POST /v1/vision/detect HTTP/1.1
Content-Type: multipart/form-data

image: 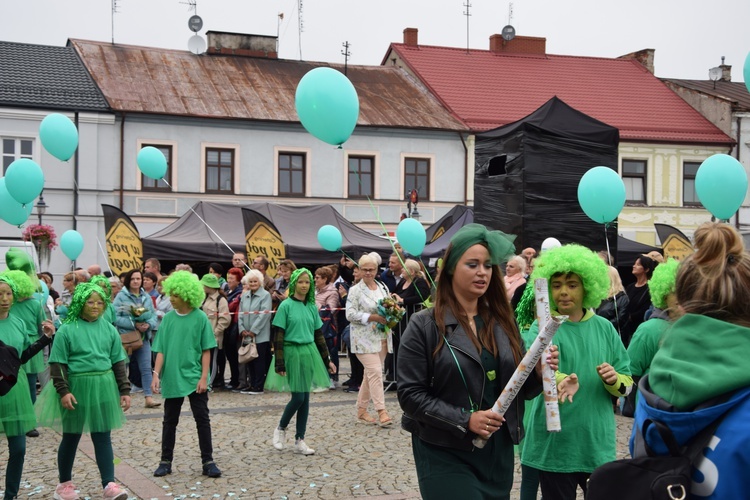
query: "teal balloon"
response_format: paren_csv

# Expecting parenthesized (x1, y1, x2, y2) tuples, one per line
(137, 146, 168, 180)
(695, 154, 748, 220)
(0, 178, 33, 226)
(5, 158, 44, 205)
(39, 113, 79, 161)
(317, 225, 343, 252)
(577, 166, 626, 224)
(34, 281, 49, 306)
(295, 67, 359, 146)
(396, 218, 426, 256)
(744, 51, 750, 95)
(60, 230, 84, 261)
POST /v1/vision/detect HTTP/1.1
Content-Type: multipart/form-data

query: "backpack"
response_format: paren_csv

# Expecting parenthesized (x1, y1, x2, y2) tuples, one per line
(587, 413, 727, 500)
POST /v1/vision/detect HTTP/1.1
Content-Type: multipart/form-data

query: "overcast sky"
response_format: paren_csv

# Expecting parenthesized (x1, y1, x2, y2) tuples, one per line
(2, 0, 748, 81)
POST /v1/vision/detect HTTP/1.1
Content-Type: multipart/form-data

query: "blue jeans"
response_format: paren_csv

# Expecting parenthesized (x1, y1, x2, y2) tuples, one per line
(130, 339, 153, 396)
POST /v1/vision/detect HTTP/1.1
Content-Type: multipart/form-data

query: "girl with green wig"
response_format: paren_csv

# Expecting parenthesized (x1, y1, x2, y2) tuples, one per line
(267, 268, 335, 456)
(35, 281, 131, 500)
(0, 273, 54, 500)
(520, 244, 632, 500)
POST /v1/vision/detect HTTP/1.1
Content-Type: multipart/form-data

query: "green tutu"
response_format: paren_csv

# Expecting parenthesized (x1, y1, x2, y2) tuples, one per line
(36, 370, 126, 433)
(264, 342, 331, 393)
(0, 367, 36, 436)
(24, 349, 45, 374)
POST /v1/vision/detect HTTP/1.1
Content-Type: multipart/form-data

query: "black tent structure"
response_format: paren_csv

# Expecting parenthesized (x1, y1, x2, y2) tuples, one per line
(422, 207, 475, 259)
(473, 96, 620, 254)
(424, 205, 473, 243)
(142, 202, 393, 265)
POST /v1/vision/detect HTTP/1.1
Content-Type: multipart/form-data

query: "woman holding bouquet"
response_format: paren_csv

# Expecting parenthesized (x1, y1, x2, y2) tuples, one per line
(345, 254, 398, 427)
(113, 269, 160, 408)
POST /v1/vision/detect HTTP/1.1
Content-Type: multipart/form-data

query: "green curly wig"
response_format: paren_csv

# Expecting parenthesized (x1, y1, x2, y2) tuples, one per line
(531, 244, 610, 310)
(648, 258, 679, 309)
(65, 283, 109, 324)
(0, 274, 20, 302)
(289, 268, 315, 304)
(1, 270, 35, 299)
(162, 270, 205, 310)
(89, 275, 112, 300)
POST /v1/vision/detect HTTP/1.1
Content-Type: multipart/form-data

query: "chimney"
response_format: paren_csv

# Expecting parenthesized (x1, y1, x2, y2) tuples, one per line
(403, 28, 418, 47)
(618, 49, 655, 74)
(720, 56, 732, 81)
(206, 31, 278, 59)
(489, 35, 546, 55)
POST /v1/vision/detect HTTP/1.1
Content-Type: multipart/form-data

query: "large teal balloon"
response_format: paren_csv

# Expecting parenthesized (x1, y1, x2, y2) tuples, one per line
(396, 218, 426, 256)
(39, 113, 79, 161)
(577, 166, 626, 224)
(744, 51, 750, 95)
(695, 154, 748, 220)
(5, 158, 44, 205)
(317, 225, 343, 252)
(60, 230, 84, 261)
(0, 178, 33, 226)
(295, 67, 359, 146)
(137, 146, 168, 180)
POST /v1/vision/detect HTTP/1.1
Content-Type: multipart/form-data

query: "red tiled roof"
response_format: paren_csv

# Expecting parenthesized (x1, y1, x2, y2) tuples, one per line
(387, 43, 733, 145)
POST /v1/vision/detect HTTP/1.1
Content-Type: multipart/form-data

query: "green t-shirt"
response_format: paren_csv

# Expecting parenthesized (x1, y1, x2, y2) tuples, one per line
(0, 314, 30, 356)
(627, 317, 670, 377)
(49, 318, 127, 373)
(521, 313, 631, 473)
(152, 309, 217, 399)
(9, 298, 45, 372)
(272, 297, 322, 344)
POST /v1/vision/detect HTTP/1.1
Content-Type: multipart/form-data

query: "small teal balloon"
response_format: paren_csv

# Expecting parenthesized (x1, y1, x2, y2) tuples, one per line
(577, 166, 626, 224)
(5, 158, 45, 205)
(39, 113, 79, 161)
(295, 67, 360, 146)
(0, 178, 33, 226)
(695, 154, 748, 220)
(60, 230, 85, 261)
(744, 51, 750, 95)
(317, 225, 343, 252)
(137, 146, 168, 180)
(396, 218, 426, 256)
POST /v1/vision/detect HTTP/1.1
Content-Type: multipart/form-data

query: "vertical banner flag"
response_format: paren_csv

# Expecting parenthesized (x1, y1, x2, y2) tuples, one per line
(241, 208, 286, 278)
(101, 204, 143, 275)
(654, 223, 694, 261)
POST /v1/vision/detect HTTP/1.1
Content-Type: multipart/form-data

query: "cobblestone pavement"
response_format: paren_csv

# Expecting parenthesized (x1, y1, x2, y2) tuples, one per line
(2, 358, 634, 499)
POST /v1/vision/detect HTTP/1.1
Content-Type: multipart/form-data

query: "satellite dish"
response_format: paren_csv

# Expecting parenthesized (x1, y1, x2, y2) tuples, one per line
(188, 34, 206, 55)
(501, 25, 516, 41)
(188, 14, 203, 33)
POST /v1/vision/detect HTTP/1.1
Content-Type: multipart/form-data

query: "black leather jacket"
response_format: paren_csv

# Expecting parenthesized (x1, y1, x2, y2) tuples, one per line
(397, 308, 542, 451)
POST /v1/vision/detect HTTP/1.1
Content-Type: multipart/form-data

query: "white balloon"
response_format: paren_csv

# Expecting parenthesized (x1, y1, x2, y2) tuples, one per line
(541, 237, 562, 252)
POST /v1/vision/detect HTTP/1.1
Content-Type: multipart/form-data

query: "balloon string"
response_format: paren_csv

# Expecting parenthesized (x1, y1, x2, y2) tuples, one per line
(602, 223, 622, 337)
(96, 237, 115, 277)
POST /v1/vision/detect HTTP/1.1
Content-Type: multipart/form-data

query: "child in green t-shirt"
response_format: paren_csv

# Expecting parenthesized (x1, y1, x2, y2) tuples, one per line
(519, 244, 632, 500)
(151, 271, 220, 478)
(36, 282, 130, 500)
(266, 268, 336, 456)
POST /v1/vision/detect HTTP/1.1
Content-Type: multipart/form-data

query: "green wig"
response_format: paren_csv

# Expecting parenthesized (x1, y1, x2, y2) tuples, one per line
(162, 270, 205, 310)
(289, 268, 315, 304)
(531, 244, 610, 310)
(648, 258, 679, 309)
(1, 270, 35, 299)
(65, 282, 109, 324)
(89, 275, 112, 300)
(0, 274, 20, 301)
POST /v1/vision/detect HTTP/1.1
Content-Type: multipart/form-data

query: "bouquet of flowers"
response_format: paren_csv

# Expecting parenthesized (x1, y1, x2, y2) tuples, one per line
(376, 296, 405, 332)
(130, 305, 148, 318)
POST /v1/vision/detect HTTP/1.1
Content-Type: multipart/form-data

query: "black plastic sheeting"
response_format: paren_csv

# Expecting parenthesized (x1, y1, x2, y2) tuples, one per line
(473, 96, 620, 254)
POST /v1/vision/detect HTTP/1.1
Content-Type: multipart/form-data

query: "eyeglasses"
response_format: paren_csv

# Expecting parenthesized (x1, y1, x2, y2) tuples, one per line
(360, 268, 376, 274)
(85, 301, 105, 307)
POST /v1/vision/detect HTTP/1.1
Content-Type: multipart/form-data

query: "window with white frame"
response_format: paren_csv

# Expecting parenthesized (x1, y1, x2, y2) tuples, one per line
(682, 161, 701, 206)
(141, 144, 173, 191)
(205, 147, 235, 194)
(404, 157, 430, 200)
(2, 138, 33, 174)
(278, 151, 306, 197)
(348, 155, 374, 199)
(622, 159, 647, 204)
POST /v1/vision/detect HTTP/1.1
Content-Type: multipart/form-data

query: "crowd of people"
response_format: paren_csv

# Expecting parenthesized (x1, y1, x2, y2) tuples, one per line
(1, 219, 748, 500)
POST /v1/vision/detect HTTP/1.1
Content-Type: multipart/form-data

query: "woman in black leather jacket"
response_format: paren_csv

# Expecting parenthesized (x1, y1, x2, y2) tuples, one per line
(397, 224, 555, 500)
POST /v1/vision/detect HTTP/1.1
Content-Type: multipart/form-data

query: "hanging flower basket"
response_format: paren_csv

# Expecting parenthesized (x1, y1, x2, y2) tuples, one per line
(22, 223, 57, 270)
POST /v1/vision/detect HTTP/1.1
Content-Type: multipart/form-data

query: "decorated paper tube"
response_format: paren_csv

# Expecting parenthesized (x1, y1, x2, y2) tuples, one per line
(534, 278, 562, 432)
(472, 310, 567, 449)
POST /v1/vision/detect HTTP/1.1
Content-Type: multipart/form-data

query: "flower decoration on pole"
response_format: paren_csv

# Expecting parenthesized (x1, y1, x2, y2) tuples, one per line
(21, 223, 57, 270)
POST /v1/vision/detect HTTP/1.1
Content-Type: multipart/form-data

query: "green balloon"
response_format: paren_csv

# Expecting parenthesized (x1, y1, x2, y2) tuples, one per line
(0, 178, 33, 226)
(295, 67, 359, 146)
(577, 167, 626, 224)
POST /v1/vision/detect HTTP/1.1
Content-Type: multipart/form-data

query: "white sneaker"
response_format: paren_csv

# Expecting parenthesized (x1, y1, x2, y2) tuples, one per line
(54, 481, 80, 500)
(294, 439, 315, 455)
(273, 426, 286, 450)
(102, 482, 128, 500)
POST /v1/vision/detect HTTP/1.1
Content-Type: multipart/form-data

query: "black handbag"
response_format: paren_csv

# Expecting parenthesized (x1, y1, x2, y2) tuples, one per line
(0, 340, 21, 396)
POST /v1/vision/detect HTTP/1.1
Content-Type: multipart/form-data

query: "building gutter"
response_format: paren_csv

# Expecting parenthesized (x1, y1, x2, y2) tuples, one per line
(73, 112, 79, 230)
(458, 132, 469, 205)
(736, 115, 743, 230)
(119, 112, 126, 209)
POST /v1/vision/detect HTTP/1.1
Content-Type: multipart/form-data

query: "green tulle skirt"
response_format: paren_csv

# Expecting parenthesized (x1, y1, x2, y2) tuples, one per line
(36, 370, 126, 433)
(264, 342, 331, 393)
(24, 349, 45, 374)
(0, 367, 36, 436)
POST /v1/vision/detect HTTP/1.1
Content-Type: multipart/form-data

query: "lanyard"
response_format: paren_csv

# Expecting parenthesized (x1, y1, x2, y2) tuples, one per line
(443, 334, 478, 413)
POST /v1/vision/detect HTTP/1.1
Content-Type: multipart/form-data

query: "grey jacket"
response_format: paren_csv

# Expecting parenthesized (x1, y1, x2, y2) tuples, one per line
(238, 287, 273, 344)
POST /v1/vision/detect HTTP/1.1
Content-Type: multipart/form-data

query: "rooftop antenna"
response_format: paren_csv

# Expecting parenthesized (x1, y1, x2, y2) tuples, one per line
(111, 0, 120, 44)
(298, 0, 304, 60)
(463, 1, 472, 54)
(342, 41, 351, 75)
(179, 0, 197, 14)
(709, 56, 724, 89)
(182, 0, 205, 55)
(502, 2, 516, 42)
(277, 12, 284, 54)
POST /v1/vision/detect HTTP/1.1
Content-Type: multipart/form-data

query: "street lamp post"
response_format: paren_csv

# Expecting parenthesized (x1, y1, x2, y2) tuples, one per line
(35, 192, 47, 225)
